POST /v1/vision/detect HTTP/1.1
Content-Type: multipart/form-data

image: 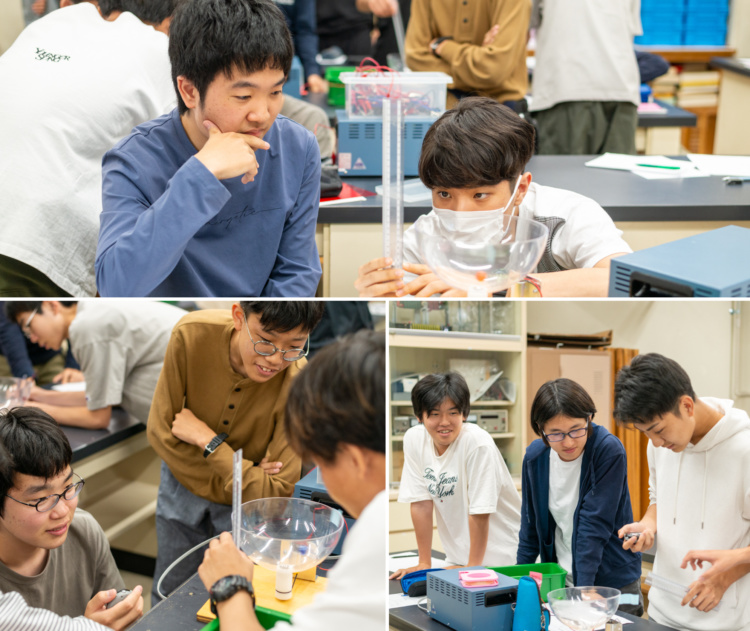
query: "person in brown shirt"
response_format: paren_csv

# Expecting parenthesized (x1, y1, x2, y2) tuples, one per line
(405, 0, 530, 107)
(147, 301, 324, 603)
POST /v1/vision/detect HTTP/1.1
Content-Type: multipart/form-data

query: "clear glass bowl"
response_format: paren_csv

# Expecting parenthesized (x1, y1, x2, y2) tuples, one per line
(0, 377, 32, 410)
(547, 587, 621, 631)
(239, 497, 344, 574)
(415, 215, 549, 297)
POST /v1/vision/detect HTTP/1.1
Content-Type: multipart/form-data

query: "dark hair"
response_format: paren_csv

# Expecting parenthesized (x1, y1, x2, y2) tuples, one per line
(418, 97, 535, 190)
(411, 372, 471, 420)
(168, 0, 293, 114)
(530, 378, 596, 443)
(0, 408, 73, 517)
(240, 301, 324, 333)
(4, 301, 77, 324)
(614, 353, 696, 426)
(284, 330, 384, 462)
(98, 0, 181, 22)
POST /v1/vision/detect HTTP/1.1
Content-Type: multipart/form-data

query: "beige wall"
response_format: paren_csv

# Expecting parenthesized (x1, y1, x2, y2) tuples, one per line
(527, 300, 736, 402)
(0, 0, 24, 55)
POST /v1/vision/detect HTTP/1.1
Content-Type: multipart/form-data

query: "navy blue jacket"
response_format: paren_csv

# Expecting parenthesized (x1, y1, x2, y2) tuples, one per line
(517, 423, 641, 588)
(276, 0, 322, 79)
(0, 303, 78, 378)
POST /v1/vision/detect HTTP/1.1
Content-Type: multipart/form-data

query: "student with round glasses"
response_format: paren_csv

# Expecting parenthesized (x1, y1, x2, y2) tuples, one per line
(146, 301, 324, 604)
(517, 378, 643, 616)
(0, 407, 144, 629)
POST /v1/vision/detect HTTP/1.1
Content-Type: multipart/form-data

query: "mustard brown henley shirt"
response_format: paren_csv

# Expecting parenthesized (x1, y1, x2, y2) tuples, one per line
(147, 310, 303, 506)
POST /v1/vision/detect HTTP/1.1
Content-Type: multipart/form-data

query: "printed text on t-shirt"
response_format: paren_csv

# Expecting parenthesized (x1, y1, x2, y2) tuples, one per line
(424, 468, 457, 498)
(35, 48, 71, 62)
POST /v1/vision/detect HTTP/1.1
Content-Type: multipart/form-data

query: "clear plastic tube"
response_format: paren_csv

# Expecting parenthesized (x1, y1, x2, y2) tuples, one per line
(392, 6, 407, 71)
(645, 572, 721, 612)
(382, 96, 404, 270)
(232, 448, 243, 547)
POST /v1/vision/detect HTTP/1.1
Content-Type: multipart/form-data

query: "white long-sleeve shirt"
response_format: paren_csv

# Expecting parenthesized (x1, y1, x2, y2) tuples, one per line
(0, 591, 107, 631)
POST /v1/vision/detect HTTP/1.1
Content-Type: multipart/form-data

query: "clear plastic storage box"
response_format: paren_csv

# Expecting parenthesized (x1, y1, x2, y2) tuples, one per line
(338, 71, 452, 118)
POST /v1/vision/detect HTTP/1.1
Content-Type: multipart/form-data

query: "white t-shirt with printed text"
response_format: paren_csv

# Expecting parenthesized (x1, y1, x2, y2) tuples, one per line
(399, 423, 521, 566)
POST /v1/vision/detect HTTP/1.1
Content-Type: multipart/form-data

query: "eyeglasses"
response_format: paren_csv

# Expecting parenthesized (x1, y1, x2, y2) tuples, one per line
(244, 316, 309, 361)
(5, 473, 85, 512)
(544, 418, 590, 443)
(21, 308, 38, 340)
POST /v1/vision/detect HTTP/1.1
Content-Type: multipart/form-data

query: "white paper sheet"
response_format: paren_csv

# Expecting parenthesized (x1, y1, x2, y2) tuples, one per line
(687, 153, 750, 177)
(388, 554, 450, 573)
(547, 612, 632, 631)
(585, 153, 703, 179)
(388, 593, 425, 609)
(51, 381, 86, 392)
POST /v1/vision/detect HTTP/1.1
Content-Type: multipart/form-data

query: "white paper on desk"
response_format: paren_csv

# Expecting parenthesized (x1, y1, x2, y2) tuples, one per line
(388, 554, 450, 573)
(548, 612, 632, 631)
(586, 153, 705, 179)
(634, 168, 710, 180)
(319, 196, 367, 207)
(687, 153, 750, 177)
(389, 593, 425, 610)
(51, 382, 86, 392)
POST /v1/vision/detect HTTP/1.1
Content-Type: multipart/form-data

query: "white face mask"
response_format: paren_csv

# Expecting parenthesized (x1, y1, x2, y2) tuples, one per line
(432, 175, 523, 235)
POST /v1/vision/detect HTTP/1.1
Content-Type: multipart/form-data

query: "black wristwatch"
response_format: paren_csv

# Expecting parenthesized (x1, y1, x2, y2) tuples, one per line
(430, 36, 452, 58)
(203, 432, 228, 458)
(210, 575, 255, 614)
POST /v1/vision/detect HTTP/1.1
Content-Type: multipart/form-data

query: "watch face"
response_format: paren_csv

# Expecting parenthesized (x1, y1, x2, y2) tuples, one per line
(212, 575, 251, 601)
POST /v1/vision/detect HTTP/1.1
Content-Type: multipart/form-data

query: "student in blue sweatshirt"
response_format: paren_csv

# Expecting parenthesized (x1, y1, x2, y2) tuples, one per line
(517, 378, 643, 615)
(96, 0, 321, 297)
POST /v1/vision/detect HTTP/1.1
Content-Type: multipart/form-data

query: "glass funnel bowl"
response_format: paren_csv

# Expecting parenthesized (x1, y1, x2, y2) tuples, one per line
(415, 215, 549, 297)
(547, 587, 621, 631)
(0, 377, 32, 410)
(239, 497, 344, 599)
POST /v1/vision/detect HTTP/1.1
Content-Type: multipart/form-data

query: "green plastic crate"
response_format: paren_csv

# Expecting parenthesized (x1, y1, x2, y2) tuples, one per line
(200, 605, 292, 630)
(325, 66, 356, 107)
(487, 563, 567, 602)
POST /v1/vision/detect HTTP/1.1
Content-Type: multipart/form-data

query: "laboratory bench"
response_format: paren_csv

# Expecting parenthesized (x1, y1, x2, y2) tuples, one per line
(711, 57, 750, 155)
(317, 156, 750, 296)
(69, 408, 160, 574)
(388, 553, 676, 631)
(130, 562, 338, 631)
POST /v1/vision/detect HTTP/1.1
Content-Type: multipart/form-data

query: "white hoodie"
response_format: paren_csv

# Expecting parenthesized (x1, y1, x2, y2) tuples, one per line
(648, 398, 750, 631)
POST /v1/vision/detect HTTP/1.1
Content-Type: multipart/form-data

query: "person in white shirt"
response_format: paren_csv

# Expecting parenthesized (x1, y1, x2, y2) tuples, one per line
(355, 98, 631, 299)
(390, 371, 521, 580)
(530, 0, 641, 155)
(197, 330, 386, 631)
(614, 353, 750, 631)
(0, 0, 177, 297)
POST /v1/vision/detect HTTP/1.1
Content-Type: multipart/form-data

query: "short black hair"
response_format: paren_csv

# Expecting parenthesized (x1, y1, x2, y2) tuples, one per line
(4, 301, 77, 324)
(411, 372, 471, 420)
(419, 97, 535, 190)
(284, 330, 385, 462)
(0, 408, 73, 517)
(240, 301, 324, 333)
(168, 0, 293, 114)
(614, 353, 697, 426)
(530, 378, 596, 443)
(98, 0, 181, 22)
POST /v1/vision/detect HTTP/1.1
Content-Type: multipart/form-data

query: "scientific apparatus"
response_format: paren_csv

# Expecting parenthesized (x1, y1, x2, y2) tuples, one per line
(547, 587, 621, 631)
(0, 377, 32, 409)
(336, 111, 435, 177)
(232, 449, 242, 546)
(608, 225, 750, 297)
(426, 567, 518, 631)
(239, 497, 343, 601)
(415, 215, 549, 297)
(293, 467, 355, 555)
(382, 96, 404, 270)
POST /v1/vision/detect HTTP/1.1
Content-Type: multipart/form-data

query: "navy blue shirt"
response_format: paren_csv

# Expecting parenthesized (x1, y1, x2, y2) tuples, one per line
(518, 423, 642, 588)
(275, 0, 322, 79)
(0, 303, 79, 377)
(97, 109, 321, 297)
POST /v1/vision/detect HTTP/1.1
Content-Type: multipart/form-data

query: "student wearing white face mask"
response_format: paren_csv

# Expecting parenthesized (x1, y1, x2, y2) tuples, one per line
(355, 97, 632, 298)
